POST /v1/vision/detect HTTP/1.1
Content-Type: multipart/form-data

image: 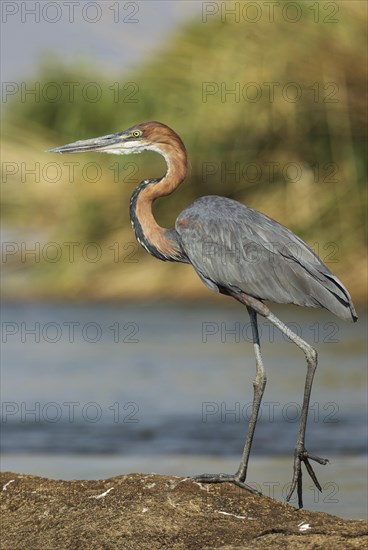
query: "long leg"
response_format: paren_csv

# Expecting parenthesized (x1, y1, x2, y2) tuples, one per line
(236, 307, 266, 481)
(266, 311, 328, 508)
(192, 307, 265, 494)
(232, 293, 328, 508)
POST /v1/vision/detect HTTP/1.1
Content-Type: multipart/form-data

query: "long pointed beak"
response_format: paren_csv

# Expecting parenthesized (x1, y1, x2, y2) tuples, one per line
(47, 132, 128, 154)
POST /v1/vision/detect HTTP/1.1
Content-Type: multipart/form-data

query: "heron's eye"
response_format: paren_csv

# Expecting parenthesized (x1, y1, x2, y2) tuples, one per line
(132, 130, 141, 138)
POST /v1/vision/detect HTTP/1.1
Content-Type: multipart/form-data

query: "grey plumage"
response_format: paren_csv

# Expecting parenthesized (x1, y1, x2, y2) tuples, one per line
(175, 195, 357, 322)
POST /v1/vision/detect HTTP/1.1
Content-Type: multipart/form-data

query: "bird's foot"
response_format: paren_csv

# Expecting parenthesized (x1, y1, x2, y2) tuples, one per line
(287, 446, 329, 508)
(191, 473, 261, 495)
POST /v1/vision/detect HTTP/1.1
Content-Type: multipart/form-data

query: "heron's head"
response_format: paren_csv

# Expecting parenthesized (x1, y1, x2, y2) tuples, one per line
(48, 121, 186, 158)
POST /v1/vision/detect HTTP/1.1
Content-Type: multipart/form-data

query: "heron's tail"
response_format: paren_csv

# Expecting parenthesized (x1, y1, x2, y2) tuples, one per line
(321, 273, 357, 322)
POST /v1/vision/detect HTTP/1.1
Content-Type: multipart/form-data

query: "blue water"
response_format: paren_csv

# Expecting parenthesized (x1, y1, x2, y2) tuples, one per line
(1, 301, 367, 519)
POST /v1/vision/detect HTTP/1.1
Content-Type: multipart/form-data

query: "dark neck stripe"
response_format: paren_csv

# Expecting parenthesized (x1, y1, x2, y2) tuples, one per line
(129, 179, 174, 262)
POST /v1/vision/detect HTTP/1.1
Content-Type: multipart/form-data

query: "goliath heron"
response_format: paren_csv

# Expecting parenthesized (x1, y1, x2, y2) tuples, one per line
(49, 121, 357, 508)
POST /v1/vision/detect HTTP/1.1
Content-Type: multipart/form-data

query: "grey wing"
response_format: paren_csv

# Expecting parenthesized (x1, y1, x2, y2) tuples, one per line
(175, 196, 357, 322)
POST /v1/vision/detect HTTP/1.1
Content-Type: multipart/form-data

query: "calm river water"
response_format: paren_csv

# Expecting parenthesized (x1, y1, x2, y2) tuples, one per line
(1, 301, 366, 519)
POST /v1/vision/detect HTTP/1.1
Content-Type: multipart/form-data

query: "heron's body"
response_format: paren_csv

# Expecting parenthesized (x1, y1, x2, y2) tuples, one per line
(131, 191, 356, 322)
(49, 121, 357, 508)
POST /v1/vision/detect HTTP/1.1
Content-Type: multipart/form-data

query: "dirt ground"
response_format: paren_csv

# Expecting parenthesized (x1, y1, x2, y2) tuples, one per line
(1, 472, 367, 549)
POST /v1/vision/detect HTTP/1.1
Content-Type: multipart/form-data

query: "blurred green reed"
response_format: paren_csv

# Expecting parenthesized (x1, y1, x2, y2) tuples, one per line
(2, 2, 367, 301)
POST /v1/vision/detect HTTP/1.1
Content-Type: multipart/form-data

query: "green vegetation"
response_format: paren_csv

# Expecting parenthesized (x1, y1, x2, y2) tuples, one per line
(2, 2, 367, 302)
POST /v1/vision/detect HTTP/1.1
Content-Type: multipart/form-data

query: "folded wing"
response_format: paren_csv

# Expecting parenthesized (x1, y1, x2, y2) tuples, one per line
(175, 196, 357, 322)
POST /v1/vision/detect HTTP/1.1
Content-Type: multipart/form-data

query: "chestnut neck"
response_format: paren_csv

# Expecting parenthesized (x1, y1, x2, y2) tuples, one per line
(129, 142, 188, 262)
